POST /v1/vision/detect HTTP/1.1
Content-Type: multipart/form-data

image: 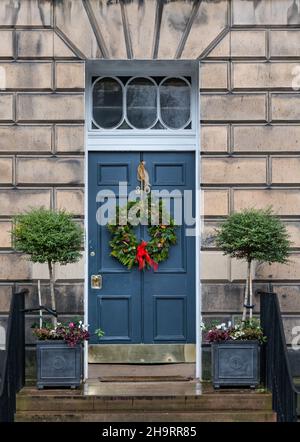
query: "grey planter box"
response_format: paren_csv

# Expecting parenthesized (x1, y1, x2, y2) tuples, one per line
(212, 340, 260, 389)
(36, 340, 82, 389)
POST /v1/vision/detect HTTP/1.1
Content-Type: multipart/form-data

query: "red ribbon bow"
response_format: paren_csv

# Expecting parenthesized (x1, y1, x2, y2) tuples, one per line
(135, 241, 158, 271)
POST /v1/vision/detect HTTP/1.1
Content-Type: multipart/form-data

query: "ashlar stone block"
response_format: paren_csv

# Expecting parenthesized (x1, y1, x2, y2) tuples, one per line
(255, 254, 300, 281)
(233, 63, 299, 90)
(273, 285, 300, 313)
(0, 221, 12, 248)
(270, 31, 300, 57)
(0, 62, 52, 90)
(271, 158, 300, 184)
(0, 0, 52, 27)
(17, 30, 53, 58)
(284, 222, 300, 248)
(233, 125, 300, 153)
(201, 252, 230, 281)
(0, 31, 14, 58)
(17, 157, 84, 185)
(271, 94, 300, 121)
(0, 158, 13, 184)
(55, 125, 84, 153)
(55, 189, 84, 215)
(233, 0, 300, 26)
(202, 190, 229, 216)
(282, 316, 300, 345)
(200, 62, 228, 90)
(0, 254, 31, 281)
(0, 285, 13, 312)
(17, 94, 84, 122)
(201, 94, 266, 122)
(234, 189, 300, 216)
(55, 62, 85, 89)
(201, 221, 219, 249)
(0, 125, 52, 153)
(202, 158, 266, 185)
(231, 30, 266, 58)
(0, 94, 14, 121)
(55, 258, 84, 281)
(201, 125, 228, 153)
(0, 189, 51, 216)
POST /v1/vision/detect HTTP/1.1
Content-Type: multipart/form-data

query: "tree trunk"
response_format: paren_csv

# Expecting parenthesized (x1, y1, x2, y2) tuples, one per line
(242, 260, 252, 322)
(249, 260, 253, 320)
(242, 273, 249, 322)
(38, 279, 42, 328)
(48, 261, 57, 327)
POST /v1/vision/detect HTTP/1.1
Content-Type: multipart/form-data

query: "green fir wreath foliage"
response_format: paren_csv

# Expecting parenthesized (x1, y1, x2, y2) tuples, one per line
(107, 196, 177, 270)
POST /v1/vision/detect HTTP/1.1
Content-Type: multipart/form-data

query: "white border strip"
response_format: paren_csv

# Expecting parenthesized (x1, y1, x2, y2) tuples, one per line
(84, 60, 201, 380)
(84, 95, 89, 381)
(195, 62, 202, 380)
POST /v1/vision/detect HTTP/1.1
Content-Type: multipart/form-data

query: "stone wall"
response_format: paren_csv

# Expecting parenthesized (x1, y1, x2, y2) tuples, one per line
(0, 0, 300, 374)
(0, 2, 85, 368)
(200, 0, 300, 343)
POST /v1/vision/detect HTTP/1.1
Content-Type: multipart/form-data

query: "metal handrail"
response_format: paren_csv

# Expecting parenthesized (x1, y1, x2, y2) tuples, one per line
(0, 289, 28, 422)
(259, 290, 299, 422)
(22, 306, 57, 317)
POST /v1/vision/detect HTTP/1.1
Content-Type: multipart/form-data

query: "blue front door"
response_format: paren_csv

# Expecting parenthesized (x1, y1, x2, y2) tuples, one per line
(88, 152, 195, 344)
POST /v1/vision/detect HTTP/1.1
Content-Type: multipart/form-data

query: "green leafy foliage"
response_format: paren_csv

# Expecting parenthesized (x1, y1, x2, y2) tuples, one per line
(107, 196, 177, 270)
(232, 319, 267, 344)
(95, 328, 105, 338)
(32, 319, 90, 347)
(215, 208, 290, 264)
(108, 224, 138, 269)
(205, 318, 266, 344)
(11, 207, 83, 265)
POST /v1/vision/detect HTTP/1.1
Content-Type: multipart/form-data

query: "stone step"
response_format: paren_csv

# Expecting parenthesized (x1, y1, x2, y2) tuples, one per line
(88, 363, 195, 379)
(17, 392, 273, 413)
(16, 382, 275, 422)
(98, 376, 191, 382)
(88, 344, 195, 364)
(15, 410, 277, 423)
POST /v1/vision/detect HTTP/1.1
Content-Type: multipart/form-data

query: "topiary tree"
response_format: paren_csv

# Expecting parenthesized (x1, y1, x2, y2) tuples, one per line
(215, 208, 290, 321)
(11, 208, 83, 326)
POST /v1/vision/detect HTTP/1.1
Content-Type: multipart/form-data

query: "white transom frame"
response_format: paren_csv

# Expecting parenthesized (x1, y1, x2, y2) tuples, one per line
(86, 60, 199, 150)
(84, 59, 202, 380)
(91, 74, 192, 132)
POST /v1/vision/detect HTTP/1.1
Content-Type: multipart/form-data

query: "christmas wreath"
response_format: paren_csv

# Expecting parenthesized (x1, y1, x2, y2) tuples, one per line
(107, 196, 177, 270)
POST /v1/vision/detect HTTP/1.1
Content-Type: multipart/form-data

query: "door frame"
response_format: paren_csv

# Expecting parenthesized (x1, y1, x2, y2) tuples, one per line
(84, 60, 202, 379)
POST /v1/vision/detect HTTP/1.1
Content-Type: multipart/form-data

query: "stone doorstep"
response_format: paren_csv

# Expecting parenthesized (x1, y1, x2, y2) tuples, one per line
(15, 410, 277, 423)
(98, 376, 191, 382)
(88, 363, 196, 379)
(88, 344, 196, 364)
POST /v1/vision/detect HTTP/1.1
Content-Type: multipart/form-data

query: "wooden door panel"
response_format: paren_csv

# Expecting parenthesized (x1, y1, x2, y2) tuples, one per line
(88, 152, 141, 343)
(143, 152, 195, 343)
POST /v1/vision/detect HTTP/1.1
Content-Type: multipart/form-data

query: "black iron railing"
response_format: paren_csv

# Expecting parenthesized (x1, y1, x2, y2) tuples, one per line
(0, 289, 28, 422)
(260, 290, 299, 422)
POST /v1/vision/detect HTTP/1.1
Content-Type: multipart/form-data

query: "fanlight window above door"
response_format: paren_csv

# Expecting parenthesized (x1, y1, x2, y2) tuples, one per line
(91, 76, 192, 131)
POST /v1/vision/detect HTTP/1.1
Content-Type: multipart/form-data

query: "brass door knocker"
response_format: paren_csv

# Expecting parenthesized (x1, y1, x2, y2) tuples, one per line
(136, 160, 151, 194)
